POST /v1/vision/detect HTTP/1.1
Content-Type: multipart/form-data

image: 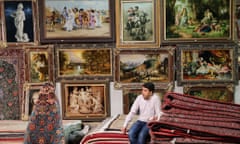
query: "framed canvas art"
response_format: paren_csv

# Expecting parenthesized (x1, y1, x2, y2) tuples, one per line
(114, 47, 175, 88)
(176, 44, 238, 86)
(61, 80, 110, 121)
(115, 0, 160, 48)
(38, 0, 115, 43)
(162, 0, 233, 44)
(1, 0, 38, 46)
(24, 45, 54, 83)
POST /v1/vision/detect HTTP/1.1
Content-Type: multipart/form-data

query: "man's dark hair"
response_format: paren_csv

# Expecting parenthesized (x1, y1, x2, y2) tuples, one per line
(142, 82, 155, 92)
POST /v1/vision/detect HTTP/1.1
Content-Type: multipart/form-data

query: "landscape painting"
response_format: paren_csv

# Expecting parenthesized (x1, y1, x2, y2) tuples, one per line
(164, 0, 232, 43)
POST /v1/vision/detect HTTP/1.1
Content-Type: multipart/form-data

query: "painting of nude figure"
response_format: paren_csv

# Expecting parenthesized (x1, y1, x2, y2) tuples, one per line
(163, 0, 233, 43)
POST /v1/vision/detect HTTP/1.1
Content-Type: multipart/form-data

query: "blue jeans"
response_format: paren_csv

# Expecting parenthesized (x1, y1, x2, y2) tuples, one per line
(128, 120, 150, 144)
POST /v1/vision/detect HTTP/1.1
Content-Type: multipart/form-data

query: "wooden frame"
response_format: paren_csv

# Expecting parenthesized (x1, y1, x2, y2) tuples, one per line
(116, 0, 160, 48)
(24, 45, 54, 83)
(176, 44, 238, 86)
(236, 4, 240, 40)
(162, 0, 233, 44)
(114, 47, 175, 88)
(1, 0, 38, 46)
(122, 83, 173, 114)
(0, 48, 25, 120)
(38, 0, 115, 43)
(183, 84, 234, 103)
(61, 80, 110, 121)
(55, 45, 112, 80)
(22, 83, 42, 120)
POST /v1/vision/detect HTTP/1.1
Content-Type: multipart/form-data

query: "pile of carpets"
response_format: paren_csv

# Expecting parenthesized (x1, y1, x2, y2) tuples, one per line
(148, 92, 240, 144)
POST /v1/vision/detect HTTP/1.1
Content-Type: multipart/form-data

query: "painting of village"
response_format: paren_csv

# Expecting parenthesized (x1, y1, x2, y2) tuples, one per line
(57, 49, 111, 77)
(43, 0, 111, 38)
(119, 53, 169, 83)
(165, 0, 231, 41)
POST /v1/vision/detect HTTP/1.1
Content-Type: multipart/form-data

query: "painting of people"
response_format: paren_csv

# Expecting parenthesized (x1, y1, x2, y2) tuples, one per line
(39, 0, 114, 42)
(164, 0, 232, 42)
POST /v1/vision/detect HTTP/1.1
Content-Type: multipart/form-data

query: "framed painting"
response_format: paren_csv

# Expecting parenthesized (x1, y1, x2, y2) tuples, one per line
(1, 0, 38, 46)
(176, 44, 238, 86)
(24, 45, 54, 83)
(115, 0, 160, 48)
(55, 46, 112, 80)
(0, 48, 25, 120)
(183, 84, 234, 103)
(162, 0, 233, 44)
(122, 83, 173, 114)
(61, 80, 110, 121)
(114, 47, 175, 88)
(22, 84, 42, 120)
(38, 0, 115, 43)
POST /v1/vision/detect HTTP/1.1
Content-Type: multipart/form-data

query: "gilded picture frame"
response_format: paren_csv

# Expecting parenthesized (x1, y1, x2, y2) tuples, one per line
(24, 45, 54, 84)
(116, 0, 160, 48)
(61, 80, 110, 121)
(162, 0, 233, 44)
(176, 44, 238, 86)
(1, 0, 38, 46)
(38, 0, 115, 43)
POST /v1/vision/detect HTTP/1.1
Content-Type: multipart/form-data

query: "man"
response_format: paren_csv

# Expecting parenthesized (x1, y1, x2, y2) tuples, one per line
(121, 82, 163, 144)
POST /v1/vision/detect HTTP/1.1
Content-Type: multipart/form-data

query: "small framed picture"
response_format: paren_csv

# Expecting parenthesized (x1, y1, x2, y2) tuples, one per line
(115, 0, 160, 48)
(24, 45, 54, 83)
(183, 84, 234, 103)
(1, 0, 38, 46)
(38, 0, 115, 43)
(114, 47, 175, 88)
(61, 80, 110, 121)
(55, 45, 112, 80)
(176, 44, 238, 86)
(22, 84, 42, 120)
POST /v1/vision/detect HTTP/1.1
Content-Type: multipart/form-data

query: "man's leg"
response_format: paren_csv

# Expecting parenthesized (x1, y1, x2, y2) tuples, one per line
(128, 120, 144, 144)
(137, 122, 150, 144)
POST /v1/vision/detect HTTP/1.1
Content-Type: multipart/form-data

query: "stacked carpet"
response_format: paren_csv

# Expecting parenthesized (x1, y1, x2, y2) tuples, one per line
(148, 92, 240, 144)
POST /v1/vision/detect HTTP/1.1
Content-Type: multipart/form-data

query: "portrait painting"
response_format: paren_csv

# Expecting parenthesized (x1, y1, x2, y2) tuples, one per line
(25, 45, 54, 83)
(116, 0, 160, 48)
(115, 48, 175, 88)
(2, 0, 38, 45)
(56, 47, 112, 79)
(183, 84, 234, 103)
(61, 80, 110, 121)
(39, 0, 114, 43)
(22, 84, 41, 120)
(163, 0, 232, 43)
(176, 44, 238, 85)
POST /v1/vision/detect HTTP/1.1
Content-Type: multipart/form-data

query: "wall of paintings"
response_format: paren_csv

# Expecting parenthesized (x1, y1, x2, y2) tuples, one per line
(0, 0, 239, 120)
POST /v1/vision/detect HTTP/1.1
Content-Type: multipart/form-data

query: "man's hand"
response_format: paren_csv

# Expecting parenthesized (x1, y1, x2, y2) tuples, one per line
(121, 127, 127, 134)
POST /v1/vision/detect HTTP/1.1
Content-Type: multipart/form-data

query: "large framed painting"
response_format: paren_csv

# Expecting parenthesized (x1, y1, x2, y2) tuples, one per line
(0, 48, 24, 120)
(114, 47, 175, 88)
(24, 45, 54, 84)
(22, 84, 42, 120)
(162, 0, 233, 44)
(115, 0, 160, 48)
(61, 80, 110, 121)
(1, 0, 38, 46)
(55, 45, 112, 80)
(38, 0, 115, 43)
(183, 84, 234, 103)
(122, 83, 173, 114)
(176, 44, 238, 86)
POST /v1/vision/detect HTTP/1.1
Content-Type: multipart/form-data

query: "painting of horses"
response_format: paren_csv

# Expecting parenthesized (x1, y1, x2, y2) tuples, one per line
(176, 44, 238, 86)
(183, 85, 234, 103)
(25, 45, 54, 83)
(163, 0, 233, 43)
(38, 0, 114, 43)
(116, 0, 160, 48)
(115, 48, 175, 87)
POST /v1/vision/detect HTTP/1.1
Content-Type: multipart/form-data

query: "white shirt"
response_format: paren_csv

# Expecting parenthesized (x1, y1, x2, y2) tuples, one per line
(123, 94, 162, 128)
